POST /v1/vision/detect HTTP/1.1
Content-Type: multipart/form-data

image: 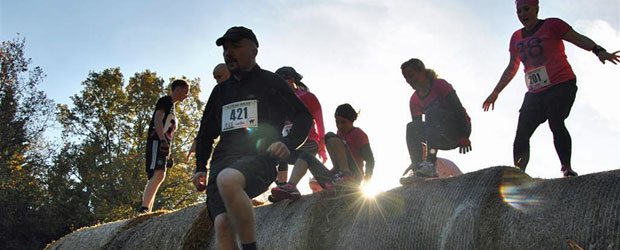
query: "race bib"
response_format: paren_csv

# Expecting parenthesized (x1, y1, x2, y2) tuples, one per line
(222, 100, 258, 132)
(525, 66, 550, 91)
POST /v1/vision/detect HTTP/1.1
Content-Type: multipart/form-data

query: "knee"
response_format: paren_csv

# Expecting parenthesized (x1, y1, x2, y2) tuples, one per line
(216, 169, 245, 196)
(214, 214, 234, 236)
(547, 118, 566, 132)
(151, 170, 166, 183)
(325, 133, 343, 147)
(325, 132, 338, 142)
(406, 121, 424, 140)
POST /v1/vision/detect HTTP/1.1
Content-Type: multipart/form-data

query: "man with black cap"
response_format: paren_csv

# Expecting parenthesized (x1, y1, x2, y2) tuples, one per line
(191, 26, 312, 250)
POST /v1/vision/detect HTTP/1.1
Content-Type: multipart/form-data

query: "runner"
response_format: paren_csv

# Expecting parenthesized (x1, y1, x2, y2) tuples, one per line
(213, 63, 230, 84)
(191, 26, 312, 250)
(482, 0, 619, 177)
(273, 66, 326, 185)
(139, 79, 190, 215)
(186, 63, 230, 162)
(399, 58, 472, 180)
(270, 103, 375, 202)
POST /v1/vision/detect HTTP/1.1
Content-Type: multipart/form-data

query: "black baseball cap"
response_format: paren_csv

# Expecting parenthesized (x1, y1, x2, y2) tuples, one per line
(275, 66, 303, 80)
(216, 26, 259, 47)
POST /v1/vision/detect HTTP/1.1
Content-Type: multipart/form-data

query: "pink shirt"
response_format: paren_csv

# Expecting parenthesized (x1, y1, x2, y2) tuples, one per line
(509, 18, 576, 93)
(410, 79, 470, 122)
(296, 90, 326, 154)
(337, 127, 369, 171)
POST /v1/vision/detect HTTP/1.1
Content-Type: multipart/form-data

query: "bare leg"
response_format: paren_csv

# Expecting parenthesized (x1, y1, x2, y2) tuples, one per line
(141, 169, 166, 211)
(214, 213, 239, 250)
(326, 136, 350, 172)
(288, 159, 309, 186)
(217, 168, 255, 245)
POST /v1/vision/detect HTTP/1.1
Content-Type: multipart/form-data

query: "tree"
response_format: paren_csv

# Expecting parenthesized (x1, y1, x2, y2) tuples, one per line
(0, 37, 56, 250)
(56, 69, 205, 222)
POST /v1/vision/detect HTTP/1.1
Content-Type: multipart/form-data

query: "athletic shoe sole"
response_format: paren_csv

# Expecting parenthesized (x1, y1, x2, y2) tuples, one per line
(270, 188, 289, 202)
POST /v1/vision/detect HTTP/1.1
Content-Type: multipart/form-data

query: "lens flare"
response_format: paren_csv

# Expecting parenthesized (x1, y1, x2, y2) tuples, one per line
(361, 181, 382, 198)
(500, 169, 541, 211)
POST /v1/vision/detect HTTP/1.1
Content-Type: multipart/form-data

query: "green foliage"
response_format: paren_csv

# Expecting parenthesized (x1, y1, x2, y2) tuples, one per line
(56, 69, 205, 223)
(0, 37, 56, 250)
(1, 36, 207, 249)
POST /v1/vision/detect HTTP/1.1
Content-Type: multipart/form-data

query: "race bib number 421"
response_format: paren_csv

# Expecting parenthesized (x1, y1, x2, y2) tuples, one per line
(222, 100, 258, 132)
(525, 66, 550, 91)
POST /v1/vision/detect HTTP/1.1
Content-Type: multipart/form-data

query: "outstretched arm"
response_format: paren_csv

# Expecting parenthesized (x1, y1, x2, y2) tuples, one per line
(483, 52, 520, 111)
(563, 28, 620, 65)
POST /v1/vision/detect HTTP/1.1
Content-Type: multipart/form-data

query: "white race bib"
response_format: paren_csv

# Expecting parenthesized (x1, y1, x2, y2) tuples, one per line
(221, 100, 258, 132)
(525, 66, 551, 91)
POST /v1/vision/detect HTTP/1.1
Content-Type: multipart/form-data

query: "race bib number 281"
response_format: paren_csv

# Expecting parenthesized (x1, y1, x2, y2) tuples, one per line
(222, 100, 258, 132)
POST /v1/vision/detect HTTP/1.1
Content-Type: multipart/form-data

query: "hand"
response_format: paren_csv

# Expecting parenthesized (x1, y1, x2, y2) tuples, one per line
(318, 150, 328, 164)
(364, 175, 372, 183)
(159, 140, 170, 155)
(267, 141, 290, 160)
(482, 91, 499, 112)
(192, 171, 207, 191)
(186, 140, 197, 163)
(276, 170, 288, 183)
(598, 50, 620, 65)
(458, 137, 472, 154)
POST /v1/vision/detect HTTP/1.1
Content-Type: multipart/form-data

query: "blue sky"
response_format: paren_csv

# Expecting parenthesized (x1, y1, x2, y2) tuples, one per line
(2, 0, 619, 193)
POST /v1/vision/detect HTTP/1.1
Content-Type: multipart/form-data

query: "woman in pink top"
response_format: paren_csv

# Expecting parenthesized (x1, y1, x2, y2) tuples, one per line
(270, 104, 375, 201)
(483, 0, 619, 177)
(271, 67, 326, 192)
(400, 59, 472, 180)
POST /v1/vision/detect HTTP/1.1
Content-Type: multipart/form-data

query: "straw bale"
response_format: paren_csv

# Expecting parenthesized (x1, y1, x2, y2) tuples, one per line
(46, 167, 620, 250)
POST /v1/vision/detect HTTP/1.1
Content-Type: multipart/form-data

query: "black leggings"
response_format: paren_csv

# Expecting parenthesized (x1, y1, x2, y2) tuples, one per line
(513, 80, 577, 170)
(406, 106, 470, 166)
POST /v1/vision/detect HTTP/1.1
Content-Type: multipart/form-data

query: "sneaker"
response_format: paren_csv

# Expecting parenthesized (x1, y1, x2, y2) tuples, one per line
(414, 161, 438, 178)
(270, 183, 301, 202)
(563, 169, 578, 177)
(399, 165, 417, 185)
(136, 206, 149, 216)
(323, 171, 357, 191)
(333, 171, 354, 182)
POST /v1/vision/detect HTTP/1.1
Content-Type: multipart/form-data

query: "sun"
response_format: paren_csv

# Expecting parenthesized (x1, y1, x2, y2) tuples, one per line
(361, 180, 382, 198)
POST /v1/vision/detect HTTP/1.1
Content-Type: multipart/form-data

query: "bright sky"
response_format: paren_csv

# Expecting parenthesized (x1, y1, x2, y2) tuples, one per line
(2, 0, 619, 195)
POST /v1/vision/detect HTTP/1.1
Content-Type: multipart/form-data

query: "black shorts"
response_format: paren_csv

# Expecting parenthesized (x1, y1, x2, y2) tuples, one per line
(206, 154, 278, 222)
(519, 79, 577, 123)
(145, 138, 172, 180)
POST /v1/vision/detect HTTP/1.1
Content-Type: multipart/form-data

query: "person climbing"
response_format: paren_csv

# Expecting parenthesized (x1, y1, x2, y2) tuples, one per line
(399, 58, 472, 181)
(273, 66, 326, 185)
(482, 0, 619, 177)
(191, 26, 312, 250)
(270, 103, 375, 202)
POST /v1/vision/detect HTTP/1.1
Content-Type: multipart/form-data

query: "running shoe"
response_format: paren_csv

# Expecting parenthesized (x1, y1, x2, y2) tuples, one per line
(324, 171, 357, 191)
(562, 169, 578, 177)
(136, 206, 149, 217)
(414, 161, 439, 178)
(270, 183, 301, 202)
(399, 164, 417, 185)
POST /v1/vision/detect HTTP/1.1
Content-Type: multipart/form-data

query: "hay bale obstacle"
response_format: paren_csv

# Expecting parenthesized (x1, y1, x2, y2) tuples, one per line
(46, 167, 620, 250)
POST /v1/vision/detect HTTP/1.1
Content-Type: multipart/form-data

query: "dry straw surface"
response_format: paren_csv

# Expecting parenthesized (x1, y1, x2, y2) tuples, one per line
(46, 167, 620, 250)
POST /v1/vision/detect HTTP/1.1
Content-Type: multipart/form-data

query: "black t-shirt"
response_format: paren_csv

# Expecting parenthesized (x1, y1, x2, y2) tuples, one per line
(195, 65, 312, 172)
(147, 96, 176, 141)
